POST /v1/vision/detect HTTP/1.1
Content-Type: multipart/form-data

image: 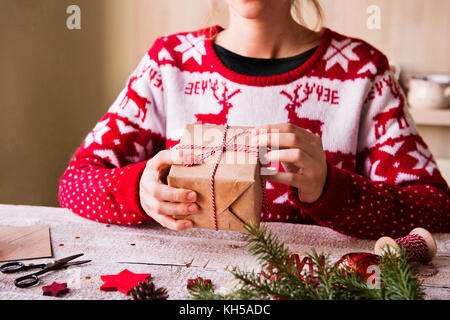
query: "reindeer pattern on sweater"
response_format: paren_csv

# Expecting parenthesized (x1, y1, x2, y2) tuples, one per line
(59, 26, 449, 239)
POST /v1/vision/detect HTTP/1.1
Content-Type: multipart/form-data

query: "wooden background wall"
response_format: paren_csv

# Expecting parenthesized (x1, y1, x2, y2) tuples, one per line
(0, 0, 448, 206)
(130, 0, 450, 76)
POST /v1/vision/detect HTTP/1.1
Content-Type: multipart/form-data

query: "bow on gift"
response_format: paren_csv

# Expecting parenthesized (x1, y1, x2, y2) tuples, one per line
(175, 125, 267, 231)
(177, 125, 259, 165)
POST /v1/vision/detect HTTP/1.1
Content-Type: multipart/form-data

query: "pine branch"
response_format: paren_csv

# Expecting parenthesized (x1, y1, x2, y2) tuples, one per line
(188, 280, 225, 300)
(378, 247, 425, 300)
(243, 223, 291, 267)
(242, 224, 311, 291)
(188, 224, 425, 300)
(331, 262, 382, 300)
(231, 267, 279, 299)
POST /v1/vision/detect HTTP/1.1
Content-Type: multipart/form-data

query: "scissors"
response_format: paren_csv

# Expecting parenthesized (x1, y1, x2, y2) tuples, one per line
(0, 253, 91, 288)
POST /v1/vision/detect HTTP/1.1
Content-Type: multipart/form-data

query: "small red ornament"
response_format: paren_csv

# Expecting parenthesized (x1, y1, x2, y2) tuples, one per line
(100, 269, 151, 295)
(42, 282, 69, 297)
(187, 277, 212, 290)
(334, 252, 380, 280)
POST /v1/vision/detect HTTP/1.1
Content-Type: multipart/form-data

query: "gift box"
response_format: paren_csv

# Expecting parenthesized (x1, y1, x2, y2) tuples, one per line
(167, 124, 264, 232)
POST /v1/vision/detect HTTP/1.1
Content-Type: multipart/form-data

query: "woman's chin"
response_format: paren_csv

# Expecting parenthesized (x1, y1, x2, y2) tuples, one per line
(227, 0, 287, 20)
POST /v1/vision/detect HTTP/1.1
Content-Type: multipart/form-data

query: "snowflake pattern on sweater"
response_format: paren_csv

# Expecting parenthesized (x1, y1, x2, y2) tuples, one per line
(59, 26, 449, 239)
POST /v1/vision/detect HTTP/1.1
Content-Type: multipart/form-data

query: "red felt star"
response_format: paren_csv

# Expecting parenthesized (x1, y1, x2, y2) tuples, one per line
(42, 282, 69, 297)
(100, 269, 151, 295)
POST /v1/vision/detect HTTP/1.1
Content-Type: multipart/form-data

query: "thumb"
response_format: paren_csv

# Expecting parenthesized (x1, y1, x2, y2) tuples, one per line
(148, 149, 194, 171)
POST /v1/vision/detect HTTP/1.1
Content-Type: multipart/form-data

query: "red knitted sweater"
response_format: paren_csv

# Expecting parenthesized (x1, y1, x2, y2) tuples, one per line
(59, 26, 450, 239)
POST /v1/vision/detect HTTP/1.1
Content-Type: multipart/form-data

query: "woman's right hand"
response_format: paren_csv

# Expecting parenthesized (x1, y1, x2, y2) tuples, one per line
(139, 149, 199, 231)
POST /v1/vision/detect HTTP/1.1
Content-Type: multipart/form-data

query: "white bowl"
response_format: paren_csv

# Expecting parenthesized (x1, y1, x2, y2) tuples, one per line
(408, 75, 450, 109)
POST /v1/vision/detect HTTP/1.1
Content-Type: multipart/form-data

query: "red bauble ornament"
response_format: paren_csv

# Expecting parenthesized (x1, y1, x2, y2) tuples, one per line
(334, 252, 380, 280)
(100, 269, 151, 295)
(42, 282, 69, 297)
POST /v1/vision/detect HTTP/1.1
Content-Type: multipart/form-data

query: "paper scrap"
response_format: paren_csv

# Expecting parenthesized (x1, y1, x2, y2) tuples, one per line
(0, 225, 53, 262)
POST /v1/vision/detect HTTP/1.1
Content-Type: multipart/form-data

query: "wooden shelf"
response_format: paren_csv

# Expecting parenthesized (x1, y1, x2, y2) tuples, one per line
(409, 108, 450, 127)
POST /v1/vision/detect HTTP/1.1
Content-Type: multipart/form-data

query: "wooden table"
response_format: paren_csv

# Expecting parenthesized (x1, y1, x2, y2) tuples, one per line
(0, 204, 449, 300)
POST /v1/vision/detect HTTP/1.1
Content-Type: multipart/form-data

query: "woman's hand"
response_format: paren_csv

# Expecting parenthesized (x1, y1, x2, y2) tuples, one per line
(139, 149, 199, 230)
(251, 123, 327, 203)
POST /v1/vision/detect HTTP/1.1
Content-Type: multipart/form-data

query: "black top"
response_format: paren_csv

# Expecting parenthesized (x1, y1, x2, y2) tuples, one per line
(213, 43, 318, 77)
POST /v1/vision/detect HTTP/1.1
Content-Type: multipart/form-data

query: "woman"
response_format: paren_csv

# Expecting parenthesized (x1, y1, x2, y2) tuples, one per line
(59, 0, 449, 239)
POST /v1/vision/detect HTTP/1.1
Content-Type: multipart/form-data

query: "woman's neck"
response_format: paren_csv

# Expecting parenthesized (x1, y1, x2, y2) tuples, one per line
(214, 9, 322, 59)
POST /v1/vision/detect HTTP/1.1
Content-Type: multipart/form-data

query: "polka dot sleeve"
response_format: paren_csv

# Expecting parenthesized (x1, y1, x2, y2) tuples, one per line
(59, 157, 150, 225)
(288, 162, 450, 239)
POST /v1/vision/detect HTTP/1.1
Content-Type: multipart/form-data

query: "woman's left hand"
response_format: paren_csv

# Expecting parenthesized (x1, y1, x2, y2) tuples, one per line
(251, 123, 328, 204)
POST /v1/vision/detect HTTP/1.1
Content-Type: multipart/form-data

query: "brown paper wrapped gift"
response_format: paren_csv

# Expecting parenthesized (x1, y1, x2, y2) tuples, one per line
(167, 124, 263, 232)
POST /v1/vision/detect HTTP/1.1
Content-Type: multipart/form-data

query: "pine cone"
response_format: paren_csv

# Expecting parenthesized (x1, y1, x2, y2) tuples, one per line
(129, 281, 169, 300)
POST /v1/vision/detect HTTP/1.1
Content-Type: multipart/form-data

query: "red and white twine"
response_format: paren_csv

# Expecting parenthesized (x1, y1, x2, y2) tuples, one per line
(176, 125, 267, 231)
(393, 233, 438, 278)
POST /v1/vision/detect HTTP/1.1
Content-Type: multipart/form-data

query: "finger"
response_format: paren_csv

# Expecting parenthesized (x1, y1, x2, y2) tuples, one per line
(150, 212, 194, 231)
(262, 171, 303, 187)
(251, 132, 304, 149)
(264, 149, 305, 165)
(253, 134, 317, 159)
(149, 183, 197, 203)
(147, 197, 199, 216)
(147, 149, 193, 172)
(253, 123, 318, 143)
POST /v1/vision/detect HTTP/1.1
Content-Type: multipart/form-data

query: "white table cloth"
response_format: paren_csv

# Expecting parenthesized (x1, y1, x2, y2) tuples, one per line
(1, 204, 449, 300)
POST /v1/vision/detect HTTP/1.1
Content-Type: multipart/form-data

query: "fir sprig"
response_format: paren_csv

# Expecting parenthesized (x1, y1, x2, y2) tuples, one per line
(243, 223, 291, 267)
(378, 247, 425, 300)
(188, 224, 425, 300)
